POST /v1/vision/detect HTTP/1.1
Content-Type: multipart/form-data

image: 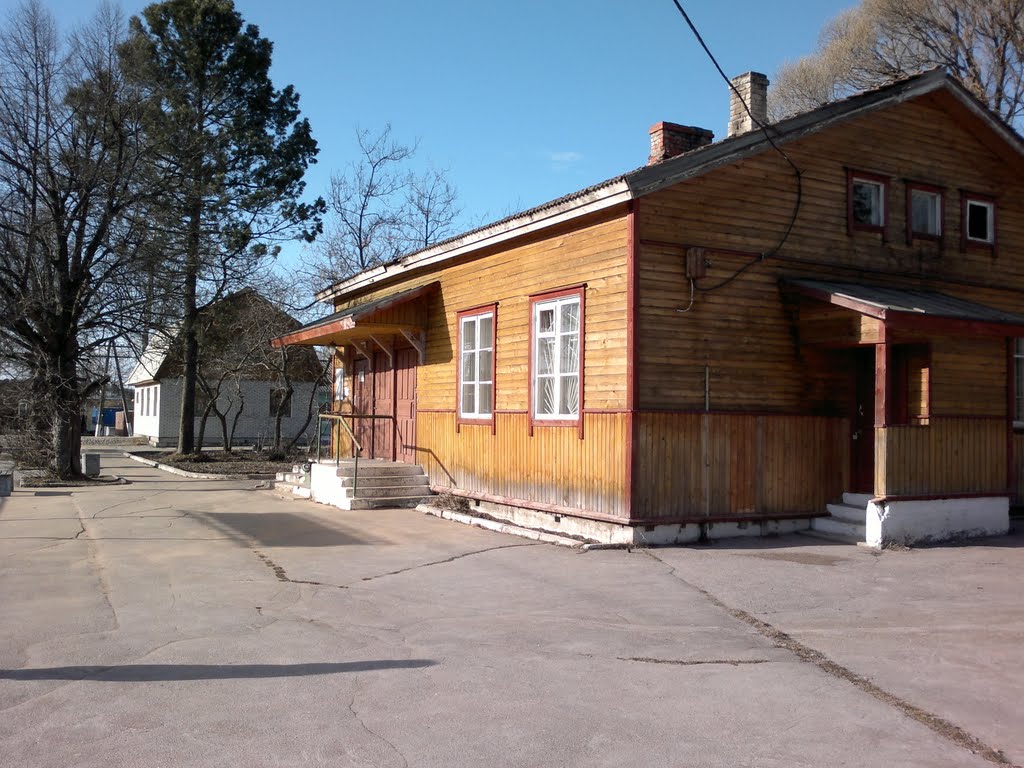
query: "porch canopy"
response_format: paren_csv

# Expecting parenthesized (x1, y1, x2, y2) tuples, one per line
(270, 282, 437, 358)
(783, 278, 1024, 344)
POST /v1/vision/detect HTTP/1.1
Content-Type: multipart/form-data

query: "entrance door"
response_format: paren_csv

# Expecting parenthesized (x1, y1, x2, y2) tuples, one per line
(395, 347, 418, 463)
(851, 347, 876, 493)
(352, 357, 373, 454)
(372, 349, 394, 460)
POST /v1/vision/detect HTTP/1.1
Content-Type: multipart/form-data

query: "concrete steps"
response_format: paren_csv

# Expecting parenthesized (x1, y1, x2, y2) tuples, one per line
(309, 459, 434, 510)
(274, 464, 312, 499)
(807, 495, 868, 543)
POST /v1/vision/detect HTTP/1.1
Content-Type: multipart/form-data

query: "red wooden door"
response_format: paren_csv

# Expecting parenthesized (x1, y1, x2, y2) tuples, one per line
(372, 350, 394, 460)
(851, 347, 876, 493)
(352, 357, 373, 455)
(395, 347, 418, 463)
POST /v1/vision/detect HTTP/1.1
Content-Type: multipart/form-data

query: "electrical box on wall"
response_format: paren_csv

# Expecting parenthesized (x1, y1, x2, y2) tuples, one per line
(686, 247, 707, 279)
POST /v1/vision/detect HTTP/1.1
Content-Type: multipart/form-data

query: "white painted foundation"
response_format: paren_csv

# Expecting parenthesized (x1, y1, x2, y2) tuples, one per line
(865, 496, 1009, 548)
(456, 497, 812, 546)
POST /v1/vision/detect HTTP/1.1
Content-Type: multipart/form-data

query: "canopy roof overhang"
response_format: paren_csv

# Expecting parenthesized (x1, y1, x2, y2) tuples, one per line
(271, 282, 437, 349)
(784, 278, 1024, 345)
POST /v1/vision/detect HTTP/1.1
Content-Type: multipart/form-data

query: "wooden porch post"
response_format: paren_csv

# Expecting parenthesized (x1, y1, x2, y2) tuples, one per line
(874, 337, 890, 497)
(874, 341, 890, 428)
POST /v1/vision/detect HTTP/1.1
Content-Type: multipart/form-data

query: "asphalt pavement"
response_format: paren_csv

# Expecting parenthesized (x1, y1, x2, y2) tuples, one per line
(0, 448, 1020, 767)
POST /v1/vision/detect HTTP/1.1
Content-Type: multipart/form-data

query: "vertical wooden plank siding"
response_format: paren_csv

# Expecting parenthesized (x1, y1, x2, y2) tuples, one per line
(875, 418, 1007, 496)
(632, 413, 849, 519)
(416, 411, 628, 518)
(1013, 434, 1024, 504)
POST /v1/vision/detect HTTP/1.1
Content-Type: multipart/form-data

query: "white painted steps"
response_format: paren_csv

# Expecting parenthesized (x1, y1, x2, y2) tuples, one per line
(274, 464, 312, 499)
(806, 492, 869, 543)
(309, 459, 434, 510)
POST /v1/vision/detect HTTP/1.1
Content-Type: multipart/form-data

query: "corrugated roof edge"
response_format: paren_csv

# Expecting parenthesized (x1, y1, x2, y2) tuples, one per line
(317, 69, 1024, 305)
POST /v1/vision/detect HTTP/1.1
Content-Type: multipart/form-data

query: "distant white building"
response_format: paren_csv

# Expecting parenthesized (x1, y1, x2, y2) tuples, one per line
(127, 291, 326, 448)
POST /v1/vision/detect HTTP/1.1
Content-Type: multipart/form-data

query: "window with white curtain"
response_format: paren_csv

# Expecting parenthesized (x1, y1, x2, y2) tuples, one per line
(533, 294, 580, 420)
(459, 310, 494, 419)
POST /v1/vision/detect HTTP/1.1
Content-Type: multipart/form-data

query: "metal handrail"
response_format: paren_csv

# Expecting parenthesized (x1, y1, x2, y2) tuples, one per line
(317, 412, 363, 497)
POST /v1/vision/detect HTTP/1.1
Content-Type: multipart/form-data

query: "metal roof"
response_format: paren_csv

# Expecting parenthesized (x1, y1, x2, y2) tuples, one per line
(297, 282, 437, 332)
(785, 279, 1024, 326)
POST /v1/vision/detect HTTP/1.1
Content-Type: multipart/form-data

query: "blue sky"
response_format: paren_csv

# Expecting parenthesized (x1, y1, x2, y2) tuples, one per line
(20, 0, 854, 272)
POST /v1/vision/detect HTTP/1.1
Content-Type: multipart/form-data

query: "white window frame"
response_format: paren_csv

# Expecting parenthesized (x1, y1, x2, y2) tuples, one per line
(849, 172, 888, 232)
(965, 198, 995, 244)
(532, 293, 581, 421)
(458, 309, 494, 421)
(909, 187, 942, 237)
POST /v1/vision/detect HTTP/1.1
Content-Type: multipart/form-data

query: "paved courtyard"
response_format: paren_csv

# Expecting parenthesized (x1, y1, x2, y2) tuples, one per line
(1, 449, 1021, 767)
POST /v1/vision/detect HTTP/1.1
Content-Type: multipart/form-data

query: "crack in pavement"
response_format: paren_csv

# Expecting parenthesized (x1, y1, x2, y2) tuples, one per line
(642, 549, 1018, 768)
(72, 498, 120, 633)
(619, 656, 771, 666)
(357, 543, 541, 583)
(252, 542, 540, 591)
(254, 550, 344, 589)
(348, 692, 409, 768)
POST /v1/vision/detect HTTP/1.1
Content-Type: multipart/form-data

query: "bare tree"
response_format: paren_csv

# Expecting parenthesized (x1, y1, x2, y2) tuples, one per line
(0, 1, 156, 477)
(311, 125, 461, 284)
(771, 0, 1024, 126)
(180, 287, 323, 454)
(404, 165, 461, 251)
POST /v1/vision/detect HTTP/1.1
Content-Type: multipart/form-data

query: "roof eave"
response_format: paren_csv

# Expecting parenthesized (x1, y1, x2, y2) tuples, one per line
(316, 181, 632, 304)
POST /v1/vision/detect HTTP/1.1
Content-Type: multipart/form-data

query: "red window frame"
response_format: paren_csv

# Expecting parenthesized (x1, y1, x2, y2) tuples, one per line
(847, 169, 890, 237)
(528, 285, 586, 438)
(905, 182, 944, 245)
(961, 190, 997, 254)
(456, 302, 497, 429)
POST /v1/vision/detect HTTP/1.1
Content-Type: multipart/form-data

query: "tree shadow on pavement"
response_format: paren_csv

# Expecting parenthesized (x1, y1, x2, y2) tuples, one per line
(192, 511, 380, 547)
(1, 659, 435, 681)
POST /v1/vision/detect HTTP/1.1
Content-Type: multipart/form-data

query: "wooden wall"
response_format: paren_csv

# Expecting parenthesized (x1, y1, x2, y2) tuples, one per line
(1013, 434, 1024, 504)
(632, 413, 848, 519)
(636, 95, 1024, 415)
(336, 210, 630, 413)
(334, 209, 632, 518)
(417, 411, 628, 519)
(876, 418, 1007, 497)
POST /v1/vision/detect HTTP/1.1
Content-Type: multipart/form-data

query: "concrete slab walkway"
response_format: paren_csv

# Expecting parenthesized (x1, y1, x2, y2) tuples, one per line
(0, 448, 1019, 767)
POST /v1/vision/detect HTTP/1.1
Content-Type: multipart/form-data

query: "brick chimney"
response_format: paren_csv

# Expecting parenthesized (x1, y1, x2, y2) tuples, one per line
(648, 122, 714, 164)
(728, 71, 769, 137)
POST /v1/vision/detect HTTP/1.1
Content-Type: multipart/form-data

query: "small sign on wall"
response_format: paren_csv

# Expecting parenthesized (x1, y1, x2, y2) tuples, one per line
(334, 363, 348, 400)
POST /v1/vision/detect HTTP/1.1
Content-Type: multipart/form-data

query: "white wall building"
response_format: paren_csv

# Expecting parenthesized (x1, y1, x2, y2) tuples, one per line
(127, 291, 326, 449)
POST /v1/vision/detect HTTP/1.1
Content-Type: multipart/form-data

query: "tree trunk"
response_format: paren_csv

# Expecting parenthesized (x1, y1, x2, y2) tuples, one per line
(177, 198, 203, 455)
(216, 410, 230, 452)
(272, 385, 291, 450)
(196, 402, 214, 450)
(45, 352, 83, 479)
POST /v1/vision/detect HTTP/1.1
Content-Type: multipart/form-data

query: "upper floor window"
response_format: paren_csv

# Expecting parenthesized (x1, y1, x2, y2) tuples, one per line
(532, 290, 582, 421)
(964, 195, 995, 245)
(907, 184, 943, 240)
(458, 307, 495, 421)
(847, 171, 888, 235)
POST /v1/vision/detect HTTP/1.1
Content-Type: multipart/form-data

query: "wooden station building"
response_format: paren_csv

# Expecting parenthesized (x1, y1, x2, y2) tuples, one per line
(275, 69, 1024, 546)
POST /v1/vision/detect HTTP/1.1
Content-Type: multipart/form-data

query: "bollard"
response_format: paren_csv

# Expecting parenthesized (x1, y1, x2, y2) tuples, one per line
(81, 453, 100, 478)
(0, 470, 12, 496)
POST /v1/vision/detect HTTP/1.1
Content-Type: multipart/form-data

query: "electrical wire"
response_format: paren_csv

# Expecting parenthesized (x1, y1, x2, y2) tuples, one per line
(669, 0, 804, 292)
(676, 277, 696, 313)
